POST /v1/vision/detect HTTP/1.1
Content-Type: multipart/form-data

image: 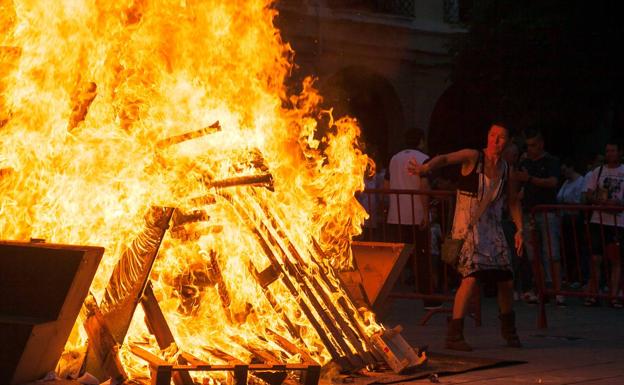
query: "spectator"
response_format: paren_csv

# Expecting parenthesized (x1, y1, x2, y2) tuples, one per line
(511, 129, 564, 306)
(557, 158, 588, 287)
(409, 122, 524, 350)
(583, 141, 624, 308)
(558, 158, 585, 204)
(384, 128, 437, 308)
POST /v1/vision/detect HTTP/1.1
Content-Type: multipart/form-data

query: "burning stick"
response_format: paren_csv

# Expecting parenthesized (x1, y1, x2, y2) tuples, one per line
(85, 206, 174, 377)
(172, 208, 209, 227)
(156, 121, 221, 148)
(207, 250, 234, 323)
(170, 208, 210, 241)
(204, 172, 274, 190)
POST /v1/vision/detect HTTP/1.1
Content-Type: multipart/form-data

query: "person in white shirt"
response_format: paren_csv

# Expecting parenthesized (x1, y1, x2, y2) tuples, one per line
(385, 130, 430, 229)
(583, 141, 624, 308)
(384, 128, 437, 308)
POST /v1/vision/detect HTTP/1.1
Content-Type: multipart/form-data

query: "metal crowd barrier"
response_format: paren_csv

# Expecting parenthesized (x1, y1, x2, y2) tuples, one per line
(356, 189, 482, 326)
(530, 204, 624, 328)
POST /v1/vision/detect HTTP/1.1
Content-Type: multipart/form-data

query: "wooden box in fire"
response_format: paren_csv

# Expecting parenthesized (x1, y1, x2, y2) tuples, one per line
(0, 241, 103, 385)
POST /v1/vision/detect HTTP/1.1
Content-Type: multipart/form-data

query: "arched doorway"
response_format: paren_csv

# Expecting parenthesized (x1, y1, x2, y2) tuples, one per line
(320, 66, 405, 168)
(428, 82, 491, 156)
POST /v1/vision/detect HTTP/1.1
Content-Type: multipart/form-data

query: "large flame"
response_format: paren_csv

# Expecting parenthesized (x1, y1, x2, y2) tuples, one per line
(1, 0, 376, 380)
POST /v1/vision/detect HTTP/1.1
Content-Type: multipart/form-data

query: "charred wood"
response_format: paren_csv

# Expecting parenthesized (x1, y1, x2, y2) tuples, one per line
(247, 262, 302, 341)
(99, 206, 174, 343)
(156, 121, 221, 148)
(204, 173, 274, 190)
(82, 294, 127, 383)
(141, 282, 195, 385)
(208, 250, 233, 323)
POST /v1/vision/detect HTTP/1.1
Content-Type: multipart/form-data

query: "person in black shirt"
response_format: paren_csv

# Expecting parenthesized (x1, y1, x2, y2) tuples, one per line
(511, 129, 564, 305)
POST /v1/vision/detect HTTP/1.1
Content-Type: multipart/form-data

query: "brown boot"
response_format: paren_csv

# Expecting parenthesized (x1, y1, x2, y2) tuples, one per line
(499, 311, 522, 347)
(446, 318, 473, 351)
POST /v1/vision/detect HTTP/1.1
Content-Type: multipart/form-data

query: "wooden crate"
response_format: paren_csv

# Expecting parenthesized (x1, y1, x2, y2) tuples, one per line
(347, 241, 413, 313)
(0, 241, 103, 385)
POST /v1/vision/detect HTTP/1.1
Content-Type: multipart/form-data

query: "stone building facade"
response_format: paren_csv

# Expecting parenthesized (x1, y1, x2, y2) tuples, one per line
(276, 0, 467, 164)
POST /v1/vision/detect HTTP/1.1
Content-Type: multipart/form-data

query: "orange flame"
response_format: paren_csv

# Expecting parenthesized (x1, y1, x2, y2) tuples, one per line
(1, 0, 377, 380)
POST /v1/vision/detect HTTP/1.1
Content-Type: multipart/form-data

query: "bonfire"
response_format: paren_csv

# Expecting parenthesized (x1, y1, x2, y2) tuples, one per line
(0, 1, 423, 384)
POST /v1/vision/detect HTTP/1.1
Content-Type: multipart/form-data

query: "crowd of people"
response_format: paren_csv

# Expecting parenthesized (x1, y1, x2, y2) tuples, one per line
(357, 123, 624, 349)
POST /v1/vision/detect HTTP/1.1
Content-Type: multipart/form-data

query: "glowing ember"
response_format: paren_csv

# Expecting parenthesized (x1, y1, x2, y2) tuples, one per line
(0, 0, 380, 381)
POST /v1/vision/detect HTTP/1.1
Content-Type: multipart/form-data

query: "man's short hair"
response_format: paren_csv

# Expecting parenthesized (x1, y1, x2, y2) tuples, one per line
(490, 119, 509, 131)
(405, 128, 425, 149)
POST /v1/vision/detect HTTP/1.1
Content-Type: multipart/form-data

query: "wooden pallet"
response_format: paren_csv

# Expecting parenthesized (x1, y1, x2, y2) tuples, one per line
(130, 345, 321, 385)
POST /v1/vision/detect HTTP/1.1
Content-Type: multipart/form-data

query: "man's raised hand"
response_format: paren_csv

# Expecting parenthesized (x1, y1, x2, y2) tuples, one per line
(407, 158, 426, 176)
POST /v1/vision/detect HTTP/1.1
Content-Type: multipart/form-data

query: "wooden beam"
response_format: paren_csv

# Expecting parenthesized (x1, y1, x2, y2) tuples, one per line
(82, 295, 127, 383)
(141, 282, 195, 385)
(156, 121, 221, 148)
(86, 206, 174, 378)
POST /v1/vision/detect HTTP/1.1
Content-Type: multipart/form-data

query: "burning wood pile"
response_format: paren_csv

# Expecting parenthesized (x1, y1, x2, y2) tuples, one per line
(0, 1, 425, 384)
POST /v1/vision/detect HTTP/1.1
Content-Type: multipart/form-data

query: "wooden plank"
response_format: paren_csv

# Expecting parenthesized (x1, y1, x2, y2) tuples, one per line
(85, 207, 173, 379)
(150, 365, 173, 385)
(82, 295, 127, 383)
(130, 345, 169, 366)
(204, 173, 273, 190)
(232, 364, 248, 385)
(203, 348, 245, 365)
(302, 364, 321, 385)
(99, 206, 175, 343)
(248, 263, 303, 342)
(179, 351, 210, 367)
(207, 250, 233, 322)
(229, 335, 282, 366)
(265, 329, 317, 365)
(141, 282, 195, 385)
(156, 121, 220, 148)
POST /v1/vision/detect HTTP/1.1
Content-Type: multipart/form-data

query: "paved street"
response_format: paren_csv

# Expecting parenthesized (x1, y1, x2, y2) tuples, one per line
(379, 296, 624, 384)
